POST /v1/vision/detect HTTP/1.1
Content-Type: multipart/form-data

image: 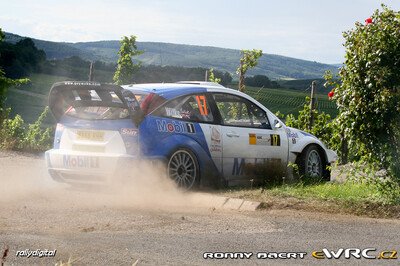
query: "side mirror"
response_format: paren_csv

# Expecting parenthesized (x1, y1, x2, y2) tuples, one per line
(274, 120, 282, 129)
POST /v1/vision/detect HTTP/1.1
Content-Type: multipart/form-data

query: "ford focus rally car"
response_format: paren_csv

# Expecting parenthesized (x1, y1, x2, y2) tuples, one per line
(45, 81, 337, 189)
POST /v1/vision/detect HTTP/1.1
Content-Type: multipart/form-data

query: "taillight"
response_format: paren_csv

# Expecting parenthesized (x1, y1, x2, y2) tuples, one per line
(141, 93, 155, 114)
(56, 123, 64, 131)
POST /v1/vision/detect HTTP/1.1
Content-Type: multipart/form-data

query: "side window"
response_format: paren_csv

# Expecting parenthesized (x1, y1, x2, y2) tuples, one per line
(213, 93, 271, 129)
(154, 94, 214, 122)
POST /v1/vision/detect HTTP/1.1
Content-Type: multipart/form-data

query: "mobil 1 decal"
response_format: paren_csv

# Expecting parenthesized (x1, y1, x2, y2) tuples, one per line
(156, 119, 196, 134)
(249, 133, 280, 146)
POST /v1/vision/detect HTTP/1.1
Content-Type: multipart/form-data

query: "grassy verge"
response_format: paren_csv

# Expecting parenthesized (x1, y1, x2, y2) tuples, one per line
(5, 73, 70, 124)
(219, 181, 400, 219)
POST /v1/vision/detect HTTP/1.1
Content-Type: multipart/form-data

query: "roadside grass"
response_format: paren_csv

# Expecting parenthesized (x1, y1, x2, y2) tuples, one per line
(220, 181, 400, 219)
(19, 73, 72, 95)
(268, 181, 379, 203)
(6, 89, 53, 126)
(5, 73, 69, 124)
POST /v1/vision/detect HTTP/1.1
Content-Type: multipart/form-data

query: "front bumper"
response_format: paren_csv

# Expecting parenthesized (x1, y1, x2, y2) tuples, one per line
(326, 149, 338, 163)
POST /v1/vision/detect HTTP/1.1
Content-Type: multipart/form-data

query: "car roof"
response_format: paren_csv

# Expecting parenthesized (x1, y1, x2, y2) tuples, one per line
(122, 83, 241, 100)
(176, 81, 225, 87)
(122, 82, 274, 117)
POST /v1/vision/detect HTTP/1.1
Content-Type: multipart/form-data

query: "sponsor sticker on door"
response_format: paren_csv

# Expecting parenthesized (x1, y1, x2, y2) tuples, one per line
(156, 119, 196, 134)
(249, 133, 280, 146)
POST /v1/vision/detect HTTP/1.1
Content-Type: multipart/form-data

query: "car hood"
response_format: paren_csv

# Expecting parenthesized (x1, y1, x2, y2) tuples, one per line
(285, 127, 316, 139)
(287, 126, 330, 148)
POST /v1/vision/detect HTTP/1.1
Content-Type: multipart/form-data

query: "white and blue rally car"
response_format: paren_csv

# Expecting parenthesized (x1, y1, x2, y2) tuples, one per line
(45, 81, 337, 189)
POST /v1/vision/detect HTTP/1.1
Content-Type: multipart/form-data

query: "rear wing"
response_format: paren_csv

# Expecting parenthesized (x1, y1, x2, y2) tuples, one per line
(48, 81, 144, 125)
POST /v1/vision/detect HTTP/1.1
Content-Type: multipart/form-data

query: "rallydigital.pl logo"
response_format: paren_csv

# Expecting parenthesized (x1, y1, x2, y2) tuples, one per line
(16, 249, 57, 258)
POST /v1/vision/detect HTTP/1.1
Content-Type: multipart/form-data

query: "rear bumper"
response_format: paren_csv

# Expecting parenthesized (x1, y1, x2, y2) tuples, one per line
(45, 149, 164, 185)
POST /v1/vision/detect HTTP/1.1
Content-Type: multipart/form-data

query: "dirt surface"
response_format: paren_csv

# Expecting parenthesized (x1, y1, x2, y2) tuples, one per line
(0, 151, 399, 265)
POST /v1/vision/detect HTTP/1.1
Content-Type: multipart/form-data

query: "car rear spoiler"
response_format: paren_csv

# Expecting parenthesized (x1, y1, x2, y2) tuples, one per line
(48, 81, 144, 125)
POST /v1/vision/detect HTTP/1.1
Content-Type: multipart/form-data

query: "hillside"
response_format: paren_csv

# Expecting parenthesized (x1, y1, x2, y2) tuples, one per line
(4, 32, 338, 80)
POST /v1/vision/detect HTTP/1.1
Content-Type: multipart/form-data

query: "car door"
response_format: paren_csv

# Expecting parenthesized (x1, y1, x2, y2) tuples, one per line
(146, 93, 223, 174)
(211, 93, 288, 184)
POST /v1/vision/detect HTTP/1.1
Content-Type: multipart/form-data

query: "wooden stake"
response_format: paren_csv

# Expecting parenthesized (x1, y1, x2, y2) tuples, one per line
(309, 80, 316, 130)
(89, 62, 94, 81)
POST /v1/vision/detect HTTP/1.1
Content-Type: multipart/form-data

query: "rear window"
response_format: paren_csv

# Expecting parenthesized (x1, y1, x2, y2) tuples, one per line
(60, 89, 129, 120)
(49, 83, 146, 121)
(66, 106, 130, 120)
(62, 89, 131, 120)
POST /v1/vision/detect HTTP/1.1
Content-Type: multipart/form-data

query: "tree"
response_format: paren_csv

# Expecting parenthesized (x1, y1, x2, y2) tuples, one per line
(236, 49, 262, 92)
(208, 68, 221, 84)
(113, 35, 143, 85)
(0, 28, 28, 121)
(0, 37, 46, 78)
(326, 5, 400, 181)
(244, 74, 280, 88)
(222, 72, 233, 86)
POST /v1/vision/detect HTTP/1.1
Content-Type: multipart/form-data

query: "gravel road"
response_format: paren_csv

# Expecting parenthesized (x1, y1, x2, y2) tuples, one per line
(0, 151, 399, 265)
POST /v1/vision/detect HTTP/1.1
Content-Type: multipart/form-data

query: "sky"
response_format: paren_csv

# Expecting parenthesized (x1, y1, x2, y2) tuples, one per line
(1, 0, 399, 64)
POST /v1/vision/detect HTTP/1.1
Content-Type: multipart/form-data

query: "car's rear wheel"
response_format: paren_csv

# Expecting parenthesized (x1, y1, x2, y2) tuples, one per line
(167, 149, 199, 189)
(298, 145, 327, 180)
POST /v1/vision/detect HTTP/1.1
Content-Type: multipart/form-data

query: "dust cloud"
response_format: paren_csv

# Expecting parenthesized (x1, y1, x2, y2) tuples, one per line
(0, 152, 213, 212)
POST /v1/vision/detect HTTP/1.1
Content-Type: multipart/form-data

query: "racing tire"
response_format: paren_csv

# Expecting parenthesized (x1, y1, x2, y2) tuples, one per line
(298, 144, 328, 181)
(167, 149, 200, 189)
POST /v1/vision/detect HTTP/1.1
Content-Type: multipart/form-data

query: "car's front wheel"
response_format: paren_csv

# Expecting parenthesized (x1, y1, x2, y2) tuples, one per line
(298, 145, 327, 180)
(167, 149, 199, 189)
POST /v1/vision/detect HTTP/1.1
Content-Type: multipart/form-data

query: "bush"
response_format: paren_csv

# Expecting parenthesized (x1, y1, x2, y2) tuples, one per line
(0, 108, 25, 150)
(282, 97, 340, 154)
(0, 107, 53, 152)
(321, 6, 400, 205)
(282, 97, 400, 204)
(19, 107, 53, 152)
(326, 5, 400, 182)
(343, 161, 400, 205)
